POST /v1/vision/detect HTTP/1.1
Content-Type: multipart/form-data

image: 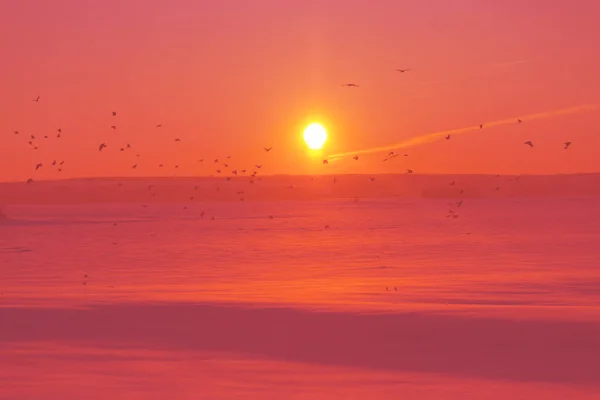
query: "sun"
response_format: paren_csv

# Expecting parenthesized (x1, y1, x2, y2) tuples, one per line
(303, 123, 328, 150)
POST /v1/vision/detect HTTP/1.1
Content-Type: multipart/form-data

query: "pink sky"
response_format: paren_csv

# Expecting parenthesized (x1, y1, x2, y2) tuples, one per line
(1, 0, 599, 182)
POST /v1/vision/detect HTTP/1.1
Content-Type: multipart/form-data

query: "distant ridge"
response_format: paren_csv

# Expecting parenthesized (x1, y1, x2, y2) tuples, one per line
(1, 173, 599, 205)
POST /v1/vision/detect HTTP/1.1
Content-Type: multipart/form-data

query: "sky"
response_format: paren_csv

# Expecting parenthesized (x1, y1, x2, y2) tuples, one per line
(1, 0, 599, 182)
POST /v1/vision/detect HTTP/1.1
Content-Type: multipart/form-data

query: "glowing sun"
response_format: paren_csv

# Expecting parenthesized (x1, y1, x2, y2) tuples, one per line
(303, 123, 328, 150)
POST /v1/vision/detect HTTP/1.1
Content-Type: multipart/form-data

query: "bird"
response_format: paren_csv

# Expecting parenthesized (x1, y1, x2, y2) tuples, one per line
(126, 143, 131, 148)
(110, 125, 116, 130)
(99, 143, 107, 152)
(564, 141, 572, 150)
(406, 169, 413, 174)
(174, 138, 181, 142)
(353, 155, 359, 160)
(57, 128, 62, 133)
(396, 68, 411, 73)
(322, 159, 328, 164)
(479, 124, 483, 129)
(158, 164, 164, 168)
(342, 83, 359, 87)
(33, 95, 40, 102)
(156, 124, 162, 128)
(445, 134, 451, 140)
(369, 177, 375, 182)
(264, 147, 272, 152)
(524, 141, 534, 147)
(255, 164, 262, 168)
(14, 130, 19, 135)
(26, 178, 34, 183)
(198, 159, 204, 162)
(131, 164, 137, 169)
(112, 111, 117, 116)
(35, 163, 43, 170)
(517, 119, 522, 123)
(52, 160, 56, 166)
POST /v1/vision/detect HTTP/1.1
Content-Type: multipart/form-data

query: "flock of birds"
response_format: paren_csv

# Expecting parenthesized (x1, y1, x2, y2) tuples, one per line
(7, 72, 577, 290)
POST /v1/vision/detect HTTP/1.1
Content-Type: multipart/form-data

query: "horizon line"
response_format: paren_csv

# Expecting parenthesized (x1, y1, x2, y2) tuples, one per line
(3, 171, 600, 184)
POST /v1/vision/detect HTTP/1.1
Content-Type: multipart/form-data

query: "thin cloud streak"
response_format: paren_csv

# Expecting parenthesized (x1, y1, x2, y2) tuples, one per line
(492, 59, 531, 68)
(327, 104, 598, 161)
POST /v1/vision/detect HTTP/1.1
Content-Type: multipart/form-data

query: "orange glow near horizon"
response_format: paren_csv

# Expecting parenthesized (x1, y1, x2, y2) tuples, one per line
(1, 1, 600, 182)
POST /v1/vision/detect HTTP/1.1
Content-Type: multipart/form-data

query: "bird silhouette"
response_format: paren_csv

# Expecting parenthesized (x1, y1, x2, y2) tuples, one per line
(445, 134, 451, 140)
(564, 141, 572, 150)
(99, 143, 107, 152)
(35, 163, 43, 170)
(112, 111, 117, 116)
(33, 95, 40, 102)
(524, 141, 534, 147)
(322, 159, 328, 164)
(264, 147, 272, 152)
(396, 68, 411, 73)
(342, 83, 359, 87)
(406, 169, 413, 174)
(353, 155, 359, 160)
